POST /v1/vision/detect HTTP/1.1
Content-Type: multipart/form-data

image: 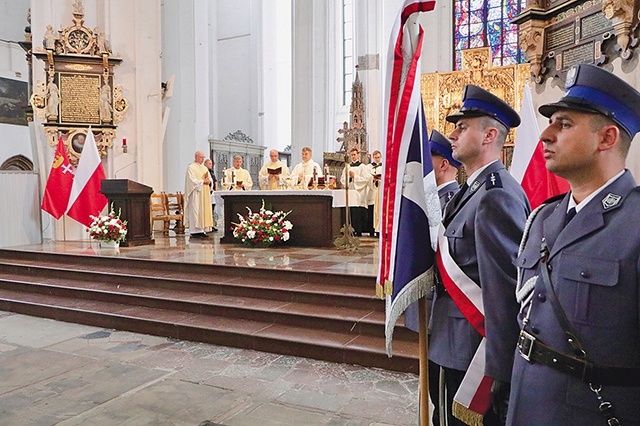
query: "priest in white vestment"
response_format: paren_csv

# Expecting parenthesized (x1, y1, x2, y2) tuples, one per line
(259, 149, 290, 190)
(184, 151, 214, 238)
(291, 147, 322, 187)
(223, 155, 253, 190)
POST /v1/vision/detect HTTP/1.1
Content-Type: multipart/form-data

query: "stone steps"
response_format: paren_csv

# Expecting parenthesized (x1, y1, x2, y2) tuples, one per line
(0, 249, 418, 373)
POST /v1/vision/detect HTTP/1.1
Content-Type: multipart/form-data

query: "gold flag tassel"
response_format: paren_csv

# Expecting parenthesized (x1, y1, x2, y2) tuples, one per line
(452, 401, 484, 426)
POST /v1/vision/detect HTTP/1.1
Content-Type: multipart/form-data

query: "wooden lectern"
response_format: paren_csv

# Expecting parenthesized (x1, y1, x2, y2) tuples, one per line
(101, 179, 154, 247)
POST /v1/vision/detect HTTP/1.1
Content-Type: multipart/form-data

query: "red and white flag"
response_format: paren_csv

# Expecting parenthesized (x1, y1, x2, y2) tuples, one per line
(66, 129, 108, 227)
(511, 83, 569, 209)
(41, 137, 75, 219)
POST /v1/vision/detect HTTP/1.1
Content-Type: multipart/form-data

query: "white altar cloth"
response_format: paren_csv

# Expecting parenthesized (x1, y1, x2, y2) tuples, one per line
(213, 189, 361, 208)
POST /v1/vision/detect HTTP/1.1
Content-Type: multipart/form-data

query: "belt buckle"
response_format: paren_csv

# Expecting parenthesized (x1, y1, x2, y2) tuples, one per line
(518, 330, 536, 362)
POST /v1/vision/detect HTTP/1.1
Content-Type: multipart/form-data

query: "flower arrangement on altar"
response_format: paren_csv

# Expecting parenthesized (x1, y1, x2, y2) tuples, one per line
(232, 200, 293, 247)
(88, 205, 128, 244)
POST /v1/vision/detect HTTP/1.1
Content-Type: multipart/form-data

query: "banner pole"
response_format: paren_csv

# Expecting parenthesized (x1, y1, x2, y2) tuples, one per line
(419, 296, 429, 425)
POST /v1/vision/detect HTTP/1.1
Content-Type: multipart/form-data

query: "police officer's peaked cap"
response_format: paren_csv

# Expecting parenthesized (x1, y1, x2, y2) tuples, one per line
(446, 84, 521, 129)
(539, 64, 640, 138)
(429, 130, 461, 168)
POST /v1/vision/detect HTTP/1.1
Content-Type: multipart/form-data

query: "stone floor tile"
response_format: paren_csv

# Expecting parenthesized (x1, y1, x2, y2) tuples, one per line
(0, 314, 97, 348)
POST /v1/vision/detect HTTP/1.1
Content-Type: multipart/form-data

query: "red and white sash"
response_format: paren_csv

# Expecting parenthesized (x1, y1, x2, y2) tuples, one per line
(435, 223, 493, 426)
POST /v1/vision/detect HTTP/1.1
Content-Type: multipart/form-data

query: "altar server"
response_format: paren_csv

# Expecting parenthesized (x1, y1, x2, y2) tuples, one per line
(340, 147, 369, 236)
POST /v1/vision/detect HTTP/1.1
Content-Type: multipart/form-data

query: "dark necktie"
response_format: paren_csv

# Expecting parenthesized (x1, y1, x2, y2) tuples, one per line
(565, 207, 576, 226)
(454, 182, 469, 205)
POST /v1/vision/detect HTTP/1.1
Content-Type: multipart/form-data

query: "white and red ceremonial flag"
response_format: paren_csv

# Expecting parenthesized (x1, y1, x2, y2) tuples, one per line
(66, 128, 108, 227)
(41, 136, 75, 219)
(436, 225, 492, 425)
(378, 0, 440, 354)
(510, 83, 569, 208)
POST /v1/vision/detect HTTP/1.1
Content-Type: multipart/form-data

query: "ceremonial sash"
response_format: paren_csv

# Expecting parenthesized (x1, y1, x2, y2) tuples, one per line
(435, 223, 493, 426)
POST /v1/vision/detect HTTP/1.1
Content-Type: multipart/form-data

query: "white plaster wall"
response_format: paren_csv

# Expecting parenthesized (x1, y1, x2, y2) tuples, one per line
(262, 0, 292, 157)
(217, 0, 254, 145)
(292, 0, 329, 166)
(218, 38, 253, 135)
(0, 0, 30, 41)
(420, 0, 454, 73)
(162, 0, 198, 195)
(161, 0, 215, 194)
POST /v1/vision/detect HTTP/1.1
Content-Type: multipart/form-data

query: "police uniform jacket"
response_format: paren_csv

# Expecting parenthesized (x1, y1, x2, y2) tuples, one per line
(507, 171, 640, 425)
(405, 181, 460, 332)
(438, 181, 459, 210)
(429, 161, 530, 382)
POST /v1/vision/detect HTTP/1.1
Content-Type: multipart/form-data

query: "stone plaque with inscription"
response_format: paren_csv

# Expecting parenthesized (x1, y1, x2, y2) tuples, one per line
(59, 73, 101, 124)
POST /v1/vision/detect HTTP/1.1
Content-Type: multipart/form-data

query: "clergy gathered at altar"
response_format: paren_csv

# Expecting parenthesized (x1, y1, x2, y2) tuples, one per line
(211, 146, 382, 237)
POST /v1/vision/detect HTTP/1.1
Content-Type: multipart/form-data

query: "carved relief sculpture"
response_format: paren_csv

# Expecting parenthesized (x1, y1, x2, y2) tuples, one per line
(602, 0, 638, 58)
(99, 82, 112, 123)
(45, 80, 59, 120)
(519, 20, 546, 82)
(43, 25, 57, 50)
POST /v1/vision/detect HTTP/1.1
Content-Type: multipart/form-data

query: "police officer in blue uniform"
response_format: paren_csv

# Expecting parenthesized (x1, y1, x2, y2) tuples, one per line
(429, 85, 530, 425)
(508, 64, 640, 425)
(430, 129, 462, 209)
(404, 129, 461, 425)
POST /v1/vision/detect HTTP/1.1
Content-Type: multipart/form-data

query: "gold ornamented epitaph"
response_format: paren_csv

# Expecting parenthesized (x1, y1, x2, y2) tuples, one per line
(30, 0, 128, 165)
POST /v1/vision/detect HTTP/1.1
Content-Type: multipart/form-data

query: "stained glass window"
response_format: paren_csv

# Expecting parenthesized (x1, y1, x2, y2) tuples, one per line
(454, 0, 526, 70)
(342, 0, 354, 106)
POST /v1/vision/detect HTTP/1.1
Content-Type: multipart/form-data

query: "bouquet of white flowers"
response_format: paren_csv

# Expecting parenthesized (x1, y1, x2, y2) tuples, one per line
(232, 200, 292, 247)
(88, 205, 128, 243)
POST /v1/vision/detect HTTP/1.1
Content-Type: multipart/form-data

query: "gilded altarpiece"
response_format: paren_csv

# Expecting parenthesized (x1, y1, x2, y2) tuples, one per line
(421, 48, 531, 172)
(30, 1, 128, 166)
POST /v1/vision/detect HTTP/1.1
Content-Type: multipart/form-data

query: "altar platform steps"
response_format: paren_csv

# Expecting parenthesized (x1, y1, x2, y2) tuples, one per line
(0, 249, 419, 373)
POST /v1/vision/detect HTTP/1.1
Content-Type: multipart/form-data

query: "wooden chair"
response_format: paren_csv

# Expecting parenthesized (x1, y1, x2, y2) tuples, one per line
(150, 192, 170, 234)
(163, 192, 185, 234)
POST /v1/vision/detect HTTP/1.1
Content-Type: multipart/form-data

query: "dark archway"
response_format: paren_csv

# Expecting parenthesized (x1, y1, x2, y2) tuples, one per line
(0, 155, 34, 171)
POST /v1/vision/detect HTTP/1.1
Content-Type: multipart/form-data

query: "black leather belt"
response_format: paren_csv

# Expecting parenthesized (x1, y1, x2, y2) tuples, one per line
(518, 330, 640, 387)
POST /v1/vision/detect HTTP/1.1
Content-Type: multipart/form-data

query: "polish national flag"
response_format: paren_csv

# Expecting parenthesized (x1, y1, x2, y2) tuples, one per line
(66, 128, 108, 227)
(511, 83, 569, 209)
(41, 136, 75, 219)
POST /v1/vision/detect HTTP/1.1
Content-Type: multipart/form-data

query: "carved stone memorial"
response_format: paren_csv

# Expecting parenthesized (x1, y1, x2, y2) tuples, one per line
(514, 0, 639, 83)
(30, 0, 129, 165)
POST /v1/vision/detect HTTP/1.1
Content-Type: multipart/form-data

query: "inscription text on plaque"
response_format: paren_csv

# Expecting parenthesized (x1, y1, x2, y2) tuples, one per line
(59, 73, 100, 124)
